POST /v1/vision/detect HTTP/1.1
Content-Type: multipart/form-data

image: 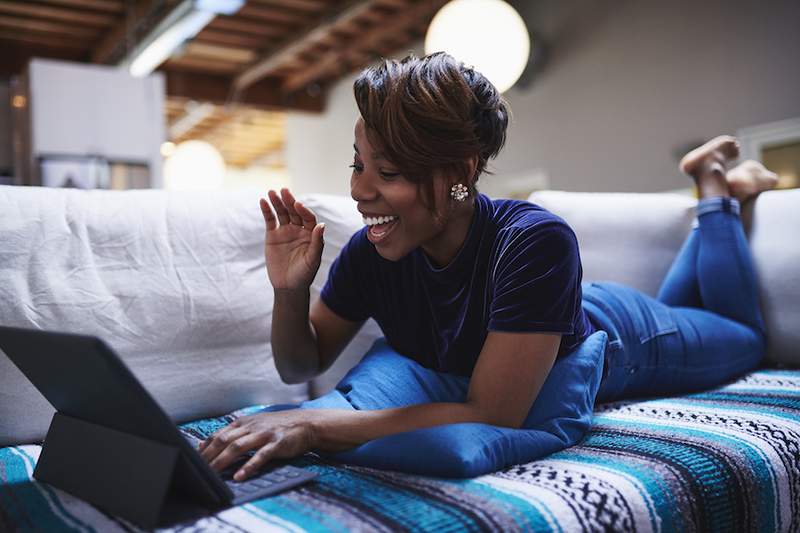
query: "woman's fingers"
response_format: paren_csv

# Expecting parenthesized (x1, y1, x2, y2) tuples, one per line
(200, 424, 249, 464)
(208, 433, 268, 473)
(305, 223, 325, 266)
(235, 442, 280, 481)
(268, 189, 290, 226)
(294, 200, 317, 229)
(259, 198, 277, 231)
(280, 188, 303, 226)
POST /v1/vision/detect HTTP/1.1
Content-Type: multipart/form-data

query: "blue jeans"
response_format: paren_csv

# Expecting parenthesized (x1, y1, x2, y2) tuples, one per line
(583, 196, 767, 403)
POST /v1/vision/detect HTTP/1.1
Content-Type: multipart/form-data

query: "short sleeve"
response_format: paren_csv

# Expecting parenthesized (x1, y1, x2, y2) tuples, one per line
(320, 229, 371, 322)
(488, 221, 582, 333)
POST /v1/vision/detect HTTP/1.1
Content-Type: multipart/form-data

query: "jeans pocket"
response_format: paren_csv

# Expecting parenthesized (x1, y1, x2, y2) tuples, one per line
(636, 296, 678, 344)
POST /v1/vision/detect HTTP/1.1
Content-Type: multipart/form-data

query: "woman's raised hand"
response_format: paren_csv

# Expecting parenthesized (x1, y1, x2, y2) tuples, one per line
(259, 188, 325, 290)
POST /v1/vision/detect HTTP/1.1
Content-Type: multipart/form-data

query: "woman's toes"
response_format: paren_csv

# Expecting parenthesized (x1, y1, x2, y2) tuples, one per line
(679, 135, 740, 178)
(726, 160, 779, 202)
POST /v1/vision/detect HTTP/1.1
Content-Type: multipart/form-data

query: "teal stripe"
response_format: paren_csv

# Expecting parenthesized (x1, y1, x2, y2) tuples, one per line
(661, 397, 800, 423)
(17, 448, 98, 533)
(723, 387, 800, 397)
(0, 448, 82, 532)
(179, 416, 233, 437)
(247, 496, 342, 532)
(283, 464, 487, 532)
(463, 479, 559, 531)
(690, 392, 800, 411)
(753, 370, 800, 378)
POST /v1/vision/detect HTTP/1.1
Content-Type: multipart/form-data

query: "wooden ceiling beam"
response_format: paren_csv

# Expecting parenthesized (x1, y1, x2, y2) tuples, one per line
(0, 2, 117, 27)
(36, 0, 124, 13)
(207, 17, 287, 38)
(237, 4, 307, 25)
(246, 0, 328, 13)
(232, 0, 376, 93)
(0, 38, 88, 75)
(0, 29, 91, 50)
(195, 29, 268, 49)
(182, 42, 256, 64)
(165, 71, 325, 113)
(0, 14, 101, 38)
(282, 0, 446, 93)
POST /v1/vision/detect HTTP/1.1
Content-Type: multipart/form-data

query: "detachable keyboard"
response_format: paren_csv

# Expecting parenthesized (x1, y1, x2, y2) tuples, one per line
(220, 458, 317, 504)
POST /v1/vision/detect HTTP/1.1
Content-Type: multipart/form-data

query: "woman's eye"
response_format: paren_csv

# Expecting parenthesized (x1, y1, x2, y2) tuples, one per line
(349, 163, 363, 173)
(380, 171, 400, 180)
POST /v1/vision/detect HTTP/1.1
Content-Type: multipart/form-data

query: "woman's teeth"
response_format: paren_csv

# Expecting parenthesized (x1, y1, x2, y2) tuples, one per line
(363, 215, 398, 226)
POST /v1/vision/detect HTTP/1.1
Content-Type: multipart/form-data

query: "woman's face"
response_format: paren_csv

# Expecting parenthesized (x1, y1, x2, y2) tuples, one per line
(350, 118, 469, 264)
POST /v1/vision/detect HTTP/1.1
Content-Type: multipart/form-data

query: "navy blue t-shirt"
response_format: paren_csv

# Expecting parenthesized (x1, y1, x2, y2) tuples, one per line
(321, 193, 595, 377)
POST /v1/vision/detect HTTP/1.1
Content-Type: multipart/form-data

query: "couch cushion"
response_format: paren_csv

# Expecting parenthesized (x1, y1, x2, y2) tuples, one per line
(530, 189, 799, 367)
(528, 191, 697, 297)
(749, 189, 800, 366)
(0, 186, 307, 446)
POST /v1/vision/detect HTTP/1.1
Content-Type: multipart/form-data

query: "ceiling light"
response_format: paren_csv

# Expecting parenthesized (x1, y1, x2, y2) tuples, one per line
(163, 140, 226, 191)
(125, 0, 244, 78)
(424, 0, 530, 93)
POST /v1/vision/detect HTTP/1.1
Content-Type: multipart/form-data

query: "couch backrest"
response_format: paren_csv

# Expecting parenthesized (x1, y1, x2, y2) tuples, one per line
(2, 186, 796, 446)
(529, 189, 800, 367)
(0, 186, 308, 446)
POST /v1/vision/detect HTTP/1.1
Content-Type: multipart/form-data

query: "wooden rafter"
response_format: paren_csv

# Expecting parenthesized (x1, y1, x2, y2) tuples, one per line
(165, 71, 325, 112)
(247, 0, 328, 13)
(232, 0, 377, 93)
(282, 0, 446, 93)
(34, 0, 124, 13)
(0, 14, 101, 38)
(237, 4, 308, 26)
(0, 28, 90, 50)
(0, 2, 117, 27)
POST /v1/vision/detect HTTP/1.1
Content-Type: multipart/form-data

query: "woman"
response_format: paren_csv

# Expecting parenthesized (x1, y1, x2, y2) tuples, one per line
(199, 53, 777, 482)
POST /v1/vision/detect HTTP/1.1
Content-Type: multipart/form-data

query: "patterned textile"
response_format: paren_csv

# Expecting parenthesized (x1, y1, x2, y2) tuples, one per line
(1, 369, 798, 532)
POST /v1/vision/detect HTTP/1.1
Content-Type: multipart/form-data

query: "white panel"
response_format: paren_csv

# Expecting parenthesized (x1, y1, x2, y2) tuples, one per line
(29, 59, 165, 185)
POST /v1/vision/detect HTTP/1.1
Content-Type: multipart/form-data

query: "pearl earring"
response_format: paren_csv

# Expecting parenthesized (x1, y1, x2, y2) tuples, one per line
(450, 183, 469, 202)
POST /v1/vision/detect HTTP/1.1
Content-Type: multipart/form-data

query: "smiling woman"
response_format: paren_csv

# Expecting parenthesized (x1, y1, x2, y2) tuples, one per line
(199, 52, 776, 482)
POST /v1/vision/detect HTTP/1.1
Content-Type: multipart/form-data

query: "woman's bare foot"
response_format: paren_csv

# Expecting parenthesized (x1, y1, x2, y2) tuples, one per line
(679, 135, 740, 199)
(726, 160, 779, 203)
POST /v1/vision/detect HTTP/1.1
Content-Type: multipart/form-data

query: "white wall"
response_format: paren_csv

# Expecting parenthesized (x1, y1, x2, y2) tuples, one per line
(29, 59, 166, 186)
(497, 0, 800, 193)
(287, 0, 800, 195)
(285, 71, 361, 195)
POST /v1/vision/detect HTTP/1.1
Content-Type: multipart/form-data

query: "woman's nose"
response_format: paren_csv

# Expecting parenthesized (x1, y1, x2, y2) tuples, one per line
(350, 172, 377, 202)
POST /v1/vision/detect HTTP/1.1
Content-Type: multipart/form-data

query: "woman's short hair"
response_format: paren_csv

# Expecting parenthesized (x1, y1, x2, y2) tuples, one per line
(353, 52, 510, 211)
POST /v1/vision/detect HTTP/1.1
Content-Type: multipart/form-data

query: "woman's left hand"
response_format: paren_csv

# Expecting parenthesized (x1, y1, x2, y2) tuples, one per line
(198, 409, 318, 481)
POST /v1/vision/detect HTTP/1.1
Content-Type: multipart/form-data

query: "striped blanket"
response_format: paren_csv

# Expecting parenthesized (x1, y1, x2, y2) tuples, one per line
(2, 369, 798, 532)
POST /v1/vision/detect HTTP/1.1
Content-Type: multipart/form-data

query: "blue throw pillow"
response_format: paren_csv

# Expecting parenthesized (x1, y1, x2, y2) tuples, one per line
(297, 331, 608, 477)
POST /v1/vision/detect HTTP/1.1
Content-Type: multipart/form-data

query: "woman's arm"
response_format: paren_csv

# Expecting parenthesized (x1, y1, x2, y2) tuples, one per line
(200, 330, 561, 480)
(262, 188, 363, 383)
(311, 330, 561, 449)
(271, 292, 363, 384)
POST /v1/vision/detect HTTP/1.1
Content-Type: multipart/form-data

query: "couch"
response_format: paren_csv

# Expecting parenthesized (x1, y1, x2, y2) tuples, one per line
(1, 185, 798, 531)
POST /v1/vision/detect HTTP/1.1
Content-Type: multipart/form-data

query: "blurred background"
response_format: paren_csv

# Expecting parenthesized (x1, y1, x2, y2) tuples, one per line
(0, 0, 798, 198)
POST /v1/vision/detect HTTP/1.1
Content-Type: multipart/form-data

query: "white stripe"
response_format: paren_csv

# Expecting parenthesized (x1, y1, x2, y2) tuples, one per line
(547, 458, 660, 533)
(481, 458, 660, 533)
